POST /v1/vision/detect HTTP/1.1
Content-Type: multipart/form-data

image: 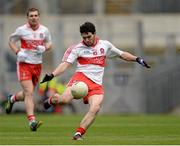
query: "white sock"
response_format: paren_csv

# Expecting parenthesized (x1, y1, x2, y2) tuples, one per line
(10, 95, 16, 103)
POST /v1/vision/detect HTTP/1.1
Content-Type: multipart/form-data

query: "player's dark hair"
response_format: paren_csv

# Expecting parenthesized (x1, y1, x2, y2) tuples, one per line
(80, 22, 96, 34)
(27, 8, 40, 16)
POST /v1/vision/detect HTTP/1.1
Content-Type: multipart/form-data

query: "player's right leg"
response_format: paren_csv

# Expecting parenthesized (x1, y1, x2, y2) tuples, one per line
(5, 91, 24, 114)
(43, 87, 73, 109)
(21, 80, 42, 131)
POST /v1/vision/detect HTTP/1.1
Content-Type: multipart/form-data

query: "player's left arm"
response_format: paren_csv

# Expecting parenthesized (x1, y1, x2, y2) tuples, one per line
(119, 51, 137, 61)
(44, 41, 53, 51)
(34, 28, 53, 53)
(44, 28, 53, 51)
(108, 41, 150, 68)
(120, 51, 151, 68)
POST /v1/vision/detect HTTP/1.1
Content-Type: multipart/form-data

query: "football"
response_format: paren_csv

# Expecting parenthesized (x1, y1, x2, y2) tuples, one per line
(71, 81, 88, 99)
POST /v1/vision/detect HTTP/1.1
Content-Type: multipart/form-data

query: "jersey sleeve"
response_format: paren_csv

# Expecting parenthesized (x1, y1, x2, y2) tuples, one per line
(9, 27, 21, 42)
(106, 41, 124, 58)
(62, 46, 78, 64)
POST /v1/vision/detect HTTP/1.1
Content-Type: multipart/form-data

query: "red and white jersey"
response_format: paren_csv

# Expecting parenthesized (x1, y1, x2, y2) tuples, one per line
(62, 38, 124, 85)
(9, 23, 52, 64)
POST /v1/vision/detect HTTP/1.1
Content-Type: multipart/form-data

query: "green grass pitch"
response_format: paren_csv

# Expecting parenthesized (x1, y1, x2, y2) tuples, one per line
(0, 114, 180, 145)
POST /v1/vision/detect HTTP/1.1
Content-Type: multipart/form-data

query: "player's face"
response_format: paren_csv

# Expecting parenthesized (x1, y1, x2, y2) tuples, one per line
(27, 11, 39, 27)
(81, 32, 96, 47)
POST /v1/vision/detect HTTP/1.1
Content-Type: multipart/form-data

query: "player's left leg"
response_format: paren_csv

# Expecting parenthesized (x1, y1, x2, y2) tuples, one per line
(73, 94, 104, 140)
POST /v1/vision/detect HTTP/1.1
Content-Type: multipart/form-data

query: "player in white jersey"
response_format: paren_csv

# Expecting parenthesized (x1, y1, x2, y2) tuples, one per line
(41, 22, 150, 140)
(5, 8, 53, 131)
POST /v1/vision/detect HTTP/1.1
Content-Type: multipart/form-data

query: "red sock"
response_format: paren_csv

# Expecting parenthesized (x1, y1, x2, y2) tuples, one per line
(49, 96, 54, 105)
(49, 95, 59, 105)
(11, 95, 17, 103)
(76, 127, 86, 135)
(27, 115, 35, 122)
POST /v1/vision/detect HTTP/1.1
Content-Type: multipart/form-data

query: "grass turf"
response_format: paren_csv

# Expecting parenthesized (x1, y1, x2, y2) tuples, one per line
(0, 114, 180, 145)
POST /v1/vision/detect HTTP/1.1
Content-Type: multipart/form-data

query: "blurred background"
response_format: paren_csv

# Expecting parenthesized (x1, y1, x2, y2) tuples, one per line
(1, 0, 180, 115)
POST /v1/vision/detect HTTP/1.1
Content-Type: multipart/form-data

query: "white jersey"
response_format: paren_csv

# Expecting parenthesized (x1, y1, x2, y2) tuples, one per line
(9, 23, 52, 64)
(62, 38, 124, 85)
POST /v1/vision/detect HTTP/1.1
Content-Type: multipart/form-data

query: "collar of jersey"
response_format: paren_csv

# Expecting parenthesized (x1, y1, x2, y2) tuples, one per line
(26, 23, 40, 31)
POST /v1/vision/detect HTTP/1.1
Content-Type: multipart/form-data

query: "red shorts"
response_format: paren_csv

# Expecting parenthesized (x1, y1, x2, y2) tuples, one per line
(67, 72, 104, 104)
(17, 62, 42, 86)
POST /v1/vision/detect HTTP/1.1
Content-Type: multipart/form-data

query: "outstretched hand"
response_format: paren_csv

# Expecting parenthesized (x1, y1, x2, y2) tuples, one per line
(40, 73, 54, 83)
(136, 57, 151, 68)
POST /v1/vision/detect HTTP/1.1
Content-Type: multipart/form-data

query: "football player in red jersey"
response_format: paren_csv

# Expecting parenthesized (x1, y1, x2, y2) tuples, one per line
(41, 22, 150, 140)
(6, 8, 53, 131)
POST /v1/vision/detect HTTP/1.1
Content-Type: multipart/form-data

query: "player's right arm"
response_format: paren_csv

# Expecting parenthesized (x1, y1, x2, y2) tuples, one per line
(41, 45, 78, 84)
(9, 27, 21, 55)
(9, 41, 20, 55)
(40, 62, 72, 83)
(9, 27, 29, 62)
(52, 61, 72, 77)
(54, 44, 78, 76)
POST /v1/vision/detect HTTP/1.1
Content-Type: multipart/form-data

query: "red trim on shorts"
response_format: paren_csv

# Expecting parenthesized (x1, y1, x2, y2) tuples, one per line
(67, 72, 104, 104)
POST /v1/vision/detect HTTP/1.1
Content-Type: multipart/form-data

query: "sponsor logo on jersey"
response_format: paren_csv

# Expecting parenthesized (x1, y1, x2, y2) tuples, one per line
(83, 50, 91, 54)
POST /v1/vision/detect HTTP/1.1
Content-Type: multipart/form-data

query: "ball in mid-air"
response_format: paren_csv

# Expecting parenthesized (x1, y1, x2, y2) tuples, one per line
(71, 81, 88, 99)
